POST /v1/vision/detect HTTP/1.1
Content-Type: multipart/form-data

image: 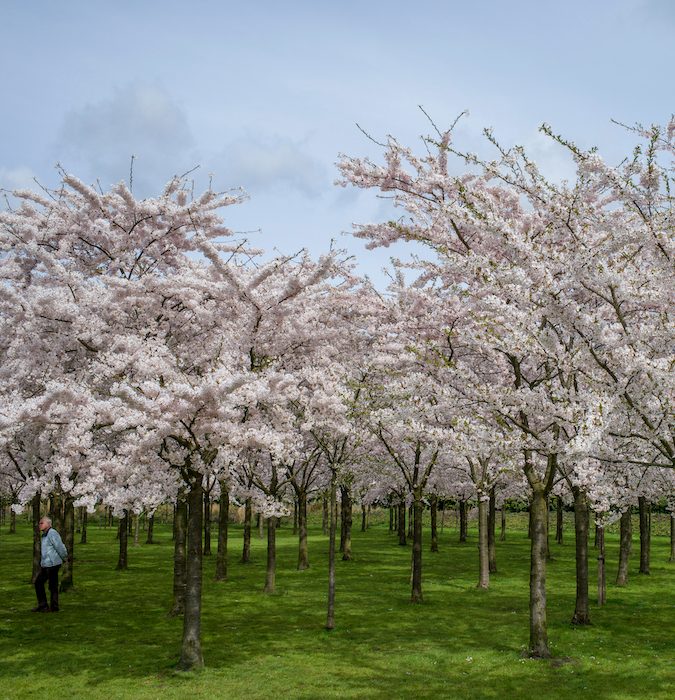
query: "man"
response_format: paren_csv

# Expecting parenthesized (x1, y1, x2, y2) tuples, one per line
(33, 516, 68, 612)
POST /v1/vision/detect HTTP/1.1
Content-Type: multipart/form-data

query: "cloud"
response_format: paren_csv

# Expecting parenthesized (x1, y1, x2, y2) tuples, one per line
(0, 166, 36, 192)
(56, 84, 195, 195)
(211, 134, 328, 198)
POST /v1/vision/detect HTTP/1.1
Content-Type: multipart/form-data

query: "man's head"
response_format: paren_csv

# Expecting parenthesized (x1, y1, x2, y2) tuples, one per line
(38, 516, 52, 532)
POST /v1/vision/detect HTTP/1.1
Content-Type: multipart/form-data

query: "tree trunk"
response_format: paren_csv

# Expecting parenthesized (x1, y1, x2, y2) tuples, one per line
(528, 487, 551, 658)
(215, 484, 229, 581)
(638, 496, 650, 574)
(145, 514, 154, 544)
(407, 505, 413, 539)
(133, 513, 140, 546)
(477, 497, 489, 589)
(411, 490, 424, 603)
(258, 511, 265, 538)
(555, 496, 563, 544)
(60, 497, 75, 591)
(340, 486, 352, 561)
(571, 487, 591, 625)
(488, 488, 497, 573)
(326, 473, 337, 630)
(397, 502, 406, 546)
(31, 493, 41, 584)
(292, 499, 298, 535)
(203, 494, 211, 556)
(322, 495, 328, 536)
(116, 510, 129, 571)
(361, 503, 367, 532)
(616, 509, 631, 586)
(170, 497, 187, 616)
(597, 524, 606, 606)
(241, 498, 252, 563)
(264, 516, 277, 593)
(459, 499, 468, 543)
(178, 473, 204, 671)
(297, 489, 309, 571)
(430, 495, 439, 552)
(80, 508, 88, 545)
(500, 504, 506, 542)
(9, 509, 16, 534)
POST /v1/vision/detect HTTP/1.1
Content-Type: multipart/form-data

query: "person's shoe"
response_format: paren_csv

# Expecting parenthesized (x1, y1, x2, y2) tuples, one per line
(31, 606, 49, 612)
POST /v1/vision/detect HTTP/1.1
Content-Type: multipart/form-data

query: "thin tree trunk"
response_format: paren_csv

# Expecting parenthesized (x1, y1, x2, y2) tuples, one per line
(389, 506, 394, 532)
(264, 516, 277, 593)
(597, 524, 606, 606)
(326, 472, 337, 630)
(556, 496, 563, 544)
(477, 497, 489, 589)
(116, 510, 129, 571)
(170, 497, 187, 616)
(178, 473, 204, 671)
(340, 486, 352, 561)
(616, 509, 631, 586)
(133, 513, 140, 546)
(322, 495, 328, 536)
(145, 514, 154, 544)
(31, 493, 41, 584)
(241, 498, 252, 563)
(488, 488, 497, 573)
(411, 490, 424, 603)
(297, 489, 309, 571)
(500, 503, 506, 542)
(9, 509, 16, 534)
(215, 484, 229, 581)
(203, 494, 211, 556)
(571, 487, 591, 625)
(459, 499, 468, 543)
(361, 503, 367, 532)
(60, 497, 75, 591)
(528, 487, 551, 658)
(407, 504, 413, 539)
(80, 508, 88, 545)
(292, 499, 298, 535)
(638, 497, 650, 574)
(398, 502, 406, 546)
(430, 495, 439, 552)
(258, 511, 265, 538)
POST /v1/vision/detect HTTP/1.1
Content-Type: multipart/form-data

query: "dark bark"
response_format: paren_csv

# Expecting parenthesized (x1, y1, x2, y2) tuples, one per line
(133, 513, 140, 546)
(326, 473, 337, 630)
(528, 487, 551, 657)
(9, 509, 16, 534)
(31, 494, 41, 584)
(322, 495, 328, 536)
(292, 499, 298, 535)
(597, 525, 606, 606)
(616, 509, 632, 586)
(340, 486, 352, 561)
(477, 498, 489, 589)
(397, 501, 406, 546)
(241, 498, 252, 563)
(80, 508, 88, 545)
(459, 499, 468, 543)
(203, 493, 211, 556)
(145, 514, 154, 544)
(571, 487, 591, 625)
(116, 510, 129, 571)
(407, 505, 413, 539)
(488, 488, 497, 574)
(215, 484, 229, 581)
(170, 497, 187, 616)
(60, 497, 75, 591)
(638, 497, 651, 574)
(263, 516, 277, 593)
(555, 495, 563, 544)
(500, 504, 506, 542)
(178, 473, 204, 671)
(297, 489, 309, 570)
(361, 503, 367, 532)
(411, 490, 424, 603)
(430, 495, 439, 552)
(389, 506, 394, 532)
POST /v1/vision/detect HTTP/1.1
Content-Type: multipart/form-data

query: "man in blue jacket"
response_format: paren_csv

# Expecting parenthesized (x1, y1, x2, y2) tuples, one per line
(33, 516, 68, 612)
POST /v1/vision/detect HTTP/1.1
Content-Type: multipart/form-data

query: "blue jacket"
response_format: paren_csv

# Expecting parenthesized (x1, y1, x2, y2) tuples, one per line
(41, 528, 68, 567)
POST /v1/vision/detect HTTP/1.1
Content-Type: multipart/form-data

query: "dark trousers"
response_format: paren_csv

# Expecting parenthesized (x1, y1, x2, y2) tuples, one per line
(35, 565, 61, 611)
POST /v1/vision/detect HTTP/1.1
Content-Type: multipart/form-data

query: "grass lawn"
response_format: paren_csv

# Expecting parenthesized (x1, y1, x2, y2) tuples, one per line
(0, 511, 673, 699)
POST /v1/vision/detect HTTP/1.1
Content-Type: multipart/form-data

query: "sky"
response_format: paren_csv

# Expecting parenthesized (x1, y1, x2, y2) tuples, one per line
(1, 0, 673, 286)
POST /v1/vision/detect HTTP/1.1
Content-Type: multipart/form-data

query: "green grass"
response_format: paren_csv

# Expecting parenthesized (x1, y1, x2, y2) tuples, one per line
(0, 513, 673, 699)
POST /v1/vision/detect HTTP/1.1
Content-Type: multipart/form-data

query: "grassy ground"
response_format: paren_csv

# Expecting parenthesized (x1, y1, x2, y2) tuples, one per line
(0, 512, 673, 700)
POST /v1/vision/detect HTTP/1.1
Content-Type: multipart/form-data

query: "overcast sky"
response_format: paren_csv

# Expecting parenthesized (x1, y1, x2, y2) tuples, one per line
(1, 0, 673, 285)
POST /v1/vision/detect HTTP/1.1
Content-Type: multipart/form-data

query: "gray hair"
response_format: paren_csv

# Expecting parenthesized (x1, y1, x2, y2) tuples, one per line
(40, 516, 52, 526)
